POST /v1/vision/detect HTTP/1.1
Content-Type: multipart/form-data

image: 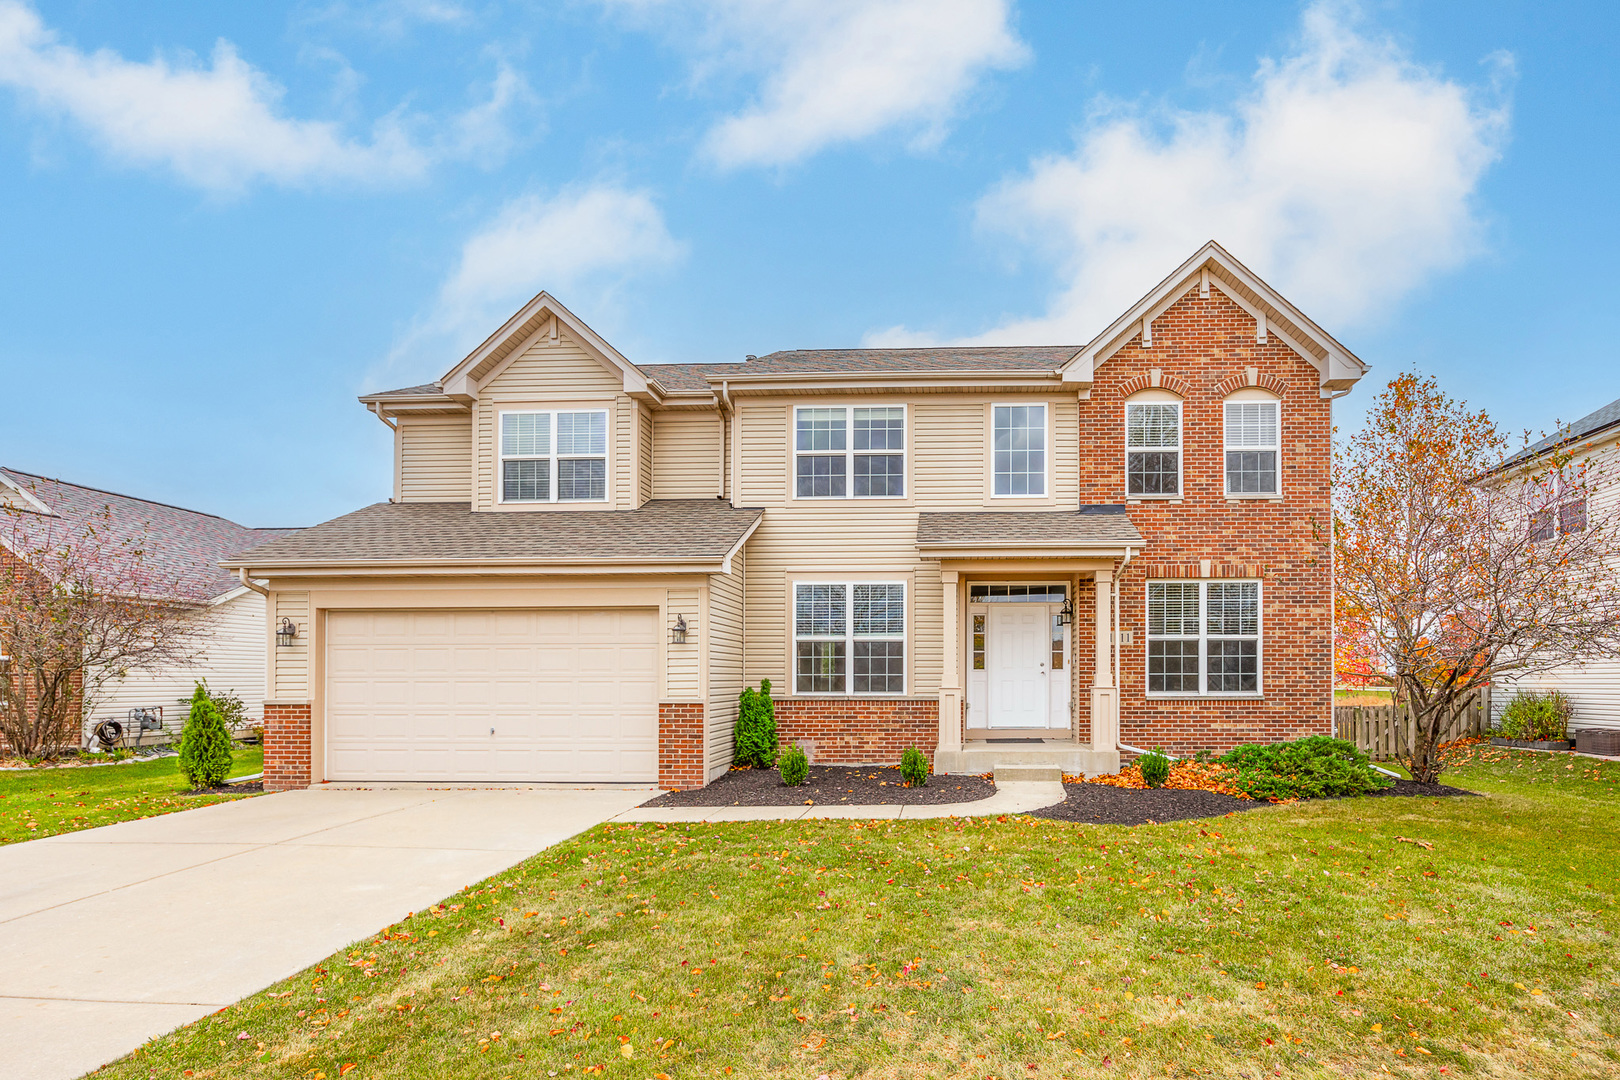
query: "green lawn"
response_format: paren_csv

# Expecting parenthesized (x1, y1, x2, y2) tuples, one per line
(0, 745, 263, 845)
(97, 748, 1619, 1079)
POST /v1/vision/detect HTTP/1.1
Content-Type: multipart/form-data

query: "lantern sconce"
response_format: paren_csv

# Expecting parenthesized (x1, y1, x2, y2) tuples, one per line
(1057, 597, 1075, 626)
(275, 618, 300, 647)
(670, 614, 690, 645)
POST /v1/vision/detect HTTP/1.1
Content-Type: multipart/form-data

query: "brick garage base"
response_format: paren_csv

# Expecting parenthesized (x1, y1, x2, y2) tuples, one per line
(659, 702, 705, 790)
(263, 702, 312, 792)
(774, 699, 939, 765)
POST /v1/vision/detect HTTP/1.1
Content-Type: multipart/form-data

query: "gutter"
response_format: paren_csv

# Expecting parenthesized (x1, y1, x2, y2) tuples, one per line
(236, 568, 269, 596)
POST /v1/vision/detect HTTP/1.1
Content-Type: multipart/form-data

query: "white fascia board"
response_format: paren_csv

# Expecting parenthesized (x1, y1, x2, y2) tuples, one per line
(719, 514, 764, 575)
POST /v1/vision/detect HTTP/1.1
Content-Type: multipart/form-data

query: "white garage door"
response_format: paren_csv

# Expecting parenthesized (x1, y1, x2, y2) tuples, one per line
(325, 608, 659, 782)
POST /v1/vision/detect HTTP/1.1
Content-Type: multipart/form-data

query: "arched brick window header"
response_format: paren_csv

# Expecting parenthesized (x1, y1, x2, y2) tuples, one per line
(1119, 368, 1189, 398)
(1215, 367, 1288, 398)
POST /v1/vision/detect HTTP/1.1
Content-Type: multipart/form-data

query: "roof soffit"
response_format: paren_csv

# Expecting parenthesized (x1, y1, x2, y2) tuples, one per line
(1060, 241, 1369, 395)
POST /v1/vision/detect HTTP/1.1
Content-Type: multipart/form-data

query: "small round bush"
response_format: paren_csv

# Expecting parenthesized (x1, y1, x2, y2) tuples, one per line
(900, 746, 929, 787)
(778, 744, 809, 786)
(1139, 748, 1171, 788)
(177, 682, 234, 790)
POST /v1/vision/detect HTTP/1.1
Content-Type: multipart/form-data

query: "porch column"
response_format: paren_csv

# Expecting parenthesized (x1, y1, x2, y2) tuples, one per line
(938, 570, 963, 754)
(1090, 567, 1119, 752)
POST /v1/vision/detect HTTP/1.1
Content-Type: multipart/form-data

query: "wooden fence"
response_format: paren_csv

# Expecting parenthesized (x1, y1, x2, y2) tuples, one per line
(1332, 690, 1490, 762)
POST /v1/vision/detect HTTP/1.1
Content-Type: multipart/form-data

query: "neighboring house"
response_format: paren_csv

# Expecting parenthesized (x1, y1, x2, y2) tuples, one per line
(0, 469, 294, 748)
(1488, 396, 1620, 732)
(226, 241, 1368, 792)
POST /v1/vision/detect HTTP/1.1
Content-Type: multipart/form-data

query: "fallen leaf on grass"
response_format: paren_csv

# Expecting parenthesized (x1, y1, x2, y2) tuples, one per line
(1394, 837, 1434, 850)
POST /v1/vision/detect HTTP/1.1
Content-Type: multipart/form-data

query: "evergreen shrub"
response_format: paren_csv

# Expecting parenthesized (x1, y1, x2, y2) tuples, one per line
(734, 680, 778, 768)
(177, 682, 234, 789)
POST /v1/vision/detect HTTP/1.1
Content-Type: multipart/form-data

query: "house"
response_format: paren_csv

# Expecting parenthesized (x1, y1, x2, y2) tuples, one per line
(225, 241, 1367, 792)
(0, 469, 294, 749)
(1488, 395, 1620, 733)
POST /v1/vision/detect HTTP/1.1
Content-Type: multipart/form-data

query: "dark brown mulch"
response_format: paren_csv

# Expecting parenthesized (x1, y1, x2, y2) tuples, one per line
(180, 781, 264, 796)
(642, 765, 997, 807)
(1031, 776, 1481, 826)
(1030, 784, 1264, 826)
(1358, 778, 1479, 798)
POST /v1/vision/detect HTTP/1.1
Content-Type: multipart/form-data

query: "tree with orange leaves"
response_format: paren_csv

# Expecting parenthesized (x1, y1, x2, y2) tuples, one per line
(1334, 373, 1620, 782)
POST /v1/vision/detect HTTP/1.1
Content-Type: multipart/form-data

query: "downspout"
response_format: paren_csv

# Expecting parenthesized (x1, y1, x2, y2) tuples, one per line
(237, 567, 269, 597)
(718, 380, 733, 501)
(1114, 544, 1133, 697)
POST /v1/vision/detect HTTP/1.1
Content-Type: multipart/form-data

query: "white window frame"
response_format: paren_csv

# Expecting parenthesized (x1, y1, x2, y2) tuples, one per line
(990, 402, 1049, 499)
(1144, 579, 1263, 698)
(497, 408, 610, 504)
(792, 404, 908, 500)
(791, 581, 908, 696)
(1125, 393, 1182, 501)
(1223, 392, 1281, 498)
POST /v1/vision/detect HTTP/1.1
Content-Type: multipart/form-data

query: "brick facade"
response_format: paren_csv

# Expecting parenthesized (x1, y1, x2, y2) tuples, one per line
(1071, 286, 1333, 754)
(262, 702, 312, 792)
(774, 698, 939, 765)
(658, 702, 705, 790)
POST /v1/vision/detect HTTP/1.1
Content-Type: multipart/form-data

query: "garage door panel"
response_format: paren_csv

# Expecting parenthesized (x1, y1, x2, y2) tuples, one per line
(326, 608, 660, 783)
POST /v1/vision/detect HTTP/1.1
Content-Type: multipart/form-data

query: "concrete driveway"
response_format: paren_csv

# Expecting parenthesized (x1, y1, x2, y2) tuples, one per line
(0, 784, 653, 1080)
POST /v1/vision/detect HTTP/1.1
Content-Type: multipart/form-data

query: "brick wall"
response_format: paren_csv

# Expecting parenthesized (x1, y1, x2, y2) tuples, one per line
(775, 698, 939, 765)
(658, 702, 705, 790)
(1074, 285, 1333, 754)
(262, 702, 312, 791)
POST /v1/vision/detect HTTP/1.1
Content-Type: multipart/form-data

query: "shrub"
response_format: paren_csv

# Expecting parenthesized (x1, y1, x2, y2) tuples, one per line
(900, 746, 929, 787)
(1498, 690, 1572, 742)
(1217, 736, 1391, 801)
(1139, 748, 1171, 788)
(177, 682, 234, 789)
(734, 680, 778, 768)
(778, 744, 809, 786)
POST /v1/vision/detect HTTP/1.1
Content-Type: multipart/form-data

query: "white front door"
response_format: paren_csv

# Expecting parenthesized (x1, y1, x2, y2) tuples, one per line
(986, 605, 1048, 728)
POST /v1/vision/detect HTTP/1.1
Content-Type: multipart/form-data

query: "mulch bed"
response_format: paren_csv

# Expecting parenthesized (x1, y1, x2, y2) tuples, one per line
(1032, 776, 1479, 826)
(642, 765, 997, 808)
(180, 781, 264, 796)
(1031, 784, 1264, 825)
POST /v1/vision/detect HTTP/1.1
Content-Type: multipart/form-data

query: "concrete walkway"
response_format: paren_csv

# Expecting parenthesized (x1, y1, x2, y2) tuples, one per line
(0, 785, 652, 1080)
(615, 777, 1068, 823)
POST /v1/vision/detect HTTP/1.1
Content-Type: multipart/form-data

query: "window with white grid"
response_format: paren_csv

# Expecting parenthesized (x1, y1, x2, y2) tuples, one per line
(1126, 401, 1181, 497)
(1224, 400, 1279, 495)
(794, 582, 906, 694)
(500, 410, 609, 503)
(1146, 580, 1262, 695)
(992, 404, 1046, 496)
(794, 406, 905, 498)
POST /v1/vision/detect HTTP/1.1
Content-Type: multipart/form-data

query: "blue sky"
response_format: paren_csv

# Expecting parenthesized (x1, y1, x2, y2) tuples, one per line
(0, 0, 1614, 526)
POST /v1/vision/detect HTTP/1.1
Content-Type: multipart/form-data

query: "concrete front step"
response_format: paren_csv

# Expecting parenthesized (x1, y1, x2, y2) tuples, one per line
(993, 765, 1062, 784)
(936, 742, 1119, 778)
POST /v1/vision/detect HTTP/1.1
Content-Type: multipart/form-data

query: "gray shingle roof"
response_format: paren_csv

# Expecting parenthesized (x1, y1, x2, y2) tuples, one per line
(225, 499, 763, 567)
(360, 382, 448, 399)
(641, 347, 1075, 391)
(916, 506, 1144, 548)
(1500, 394, 1620, 469)
(0, 469, 298, 600)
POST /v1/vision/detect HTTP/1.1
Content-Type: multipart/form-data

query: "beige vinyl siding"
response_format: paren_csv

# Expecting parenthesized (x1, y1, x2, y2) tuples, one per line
(706, 549, 745, 779)
(666, 586, 702, 700)
(397, 415, 473, 502)
(471, 327, 641, 510)
(272, 591, 310, 700)
(85, 590, 271, 743)
(1493, 439, 1620, 731)
(653, 409, 722, 499)
(638, 405, 654, 505)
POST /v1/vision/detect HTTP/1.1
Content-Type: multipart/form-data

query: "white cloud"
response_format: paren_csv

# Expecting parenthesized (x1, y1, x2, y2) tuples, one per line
(881, 2, 1510, 345)
(381, 184, 684, 380)
(0, 0, 520, 191)
(603, 0, 1028, 169)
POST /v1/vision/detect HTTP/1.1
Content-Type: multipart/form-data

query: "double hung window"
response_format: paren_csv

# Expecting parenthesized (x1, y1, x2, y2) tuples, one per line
(992, 404, 1046, 496)
(499, 409, 608, 503)
(1126, 401, 1181, 496)
(1225, 399, 1280, 495)
(794, 583, 906, 694)
(794, 406, 905, 498)
(1146, 580, 1261, 695)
